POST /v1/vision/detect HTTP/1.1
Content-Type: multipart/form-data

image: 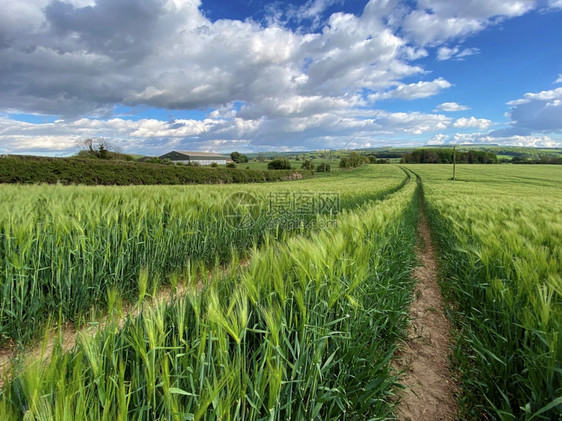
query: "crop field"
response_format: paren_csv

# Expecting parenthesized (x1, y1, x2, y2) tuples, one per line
(0, 166, 407, 345)
(409, 164, 562, 419)
(0, 164, 560, 420)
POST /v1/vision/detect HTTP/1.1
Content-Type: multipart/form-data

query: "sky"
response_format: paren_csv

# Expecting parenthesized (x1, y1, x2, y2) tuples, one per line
(1, 0, 562, 156)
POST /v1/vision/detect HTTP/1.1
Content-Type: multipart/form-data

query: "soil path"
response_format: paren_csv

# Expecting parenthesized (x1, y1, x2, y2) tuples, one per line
(395, 190, 458, 420)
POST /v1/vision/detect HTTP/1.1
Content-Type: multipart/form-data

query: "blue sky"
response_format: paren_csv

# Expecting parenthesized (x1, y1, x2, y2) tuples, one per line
(1, 0, 561, 155)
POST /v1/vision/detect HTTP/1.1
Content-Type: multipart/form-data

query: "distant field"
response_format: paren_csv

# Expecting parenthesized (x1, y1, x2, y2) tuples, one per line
(232, 159, 334, 171)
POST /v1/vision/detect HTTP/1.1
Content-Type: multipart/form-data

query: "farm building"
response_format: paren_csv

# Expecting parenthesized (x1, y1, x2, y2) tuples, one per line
(159, 151, 229, 165)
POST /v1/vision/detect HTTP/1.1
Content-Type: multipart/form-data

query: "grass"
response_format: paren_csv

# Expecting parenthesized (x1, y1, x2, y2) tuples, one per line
(230, 159, 337, 171)
(0, 169, 419, 419)
(408, 164, 562, 420)
(0, 166, 407, 346)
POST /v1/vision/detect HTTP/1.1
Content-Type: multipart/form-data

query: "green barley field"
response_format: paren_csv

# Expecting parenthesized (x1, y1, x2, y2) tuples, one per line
(0, 164, 560, 419)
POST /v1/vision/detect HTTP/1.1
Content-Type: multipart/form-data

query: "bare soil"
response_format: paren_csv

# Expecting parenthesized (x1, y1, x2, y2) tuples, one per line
(394, 202, 459, 420)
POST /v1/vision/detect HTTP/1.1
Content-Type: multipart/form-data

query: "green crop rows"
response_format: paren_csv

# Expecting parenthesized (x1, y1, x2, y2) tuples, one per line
(0, 166, 407, 345)
(411, 164, 562, 420)
(0, 164, 560, 420)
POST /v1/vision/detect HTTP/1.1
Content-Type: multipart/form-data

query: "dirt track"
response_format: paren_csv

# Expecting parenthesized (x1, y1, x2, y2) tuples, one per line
(395, 191, 459, 420)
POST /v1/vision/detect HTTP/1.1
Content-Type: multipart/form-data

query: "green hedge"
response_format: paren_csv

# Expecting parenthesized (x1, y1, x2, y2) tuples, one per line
(0, 156, 313, 185)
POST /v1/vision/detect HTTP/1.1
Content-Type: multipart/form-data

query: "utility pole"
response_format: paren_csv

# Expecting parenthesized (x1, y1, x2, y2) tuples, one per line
(452, 145, 456, 181)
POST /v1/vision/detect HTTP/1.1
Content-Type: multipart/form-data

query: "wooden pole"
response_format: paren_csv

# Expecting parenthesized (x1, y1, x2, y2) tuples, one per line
(453, 145, 456, 181)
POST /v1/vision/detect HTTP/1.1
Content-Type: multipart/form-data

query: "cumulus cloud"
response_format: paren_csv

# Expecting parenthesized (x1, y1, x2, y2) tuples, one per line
(451, 133, 560, 148)
(0, 0, 550, 153)
(452, 117, 492, 129)
(401, 0, 534, 45)
(435, 102, 470, 112)
(436, 46, 479, 61)
(0, 0, 424, 118)
(368, 78, 452, 102)
(556, 74, 562, 84)
(427, 133, 450, 145)
(506, 86, 562, 132)
(0, 106, 454, 155)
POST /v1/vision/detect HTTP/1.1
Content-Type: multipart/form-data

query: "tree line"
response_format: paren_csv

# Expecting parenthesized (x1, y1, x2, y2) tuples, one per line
(401, 149, 498, 164)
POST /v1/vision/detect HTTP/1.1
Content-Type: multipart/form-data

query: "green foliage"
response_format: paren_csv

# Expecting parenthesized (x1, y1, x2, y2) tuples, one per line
(209, 162, 218, 168)
(139, 157, 172, 165)
(267, 158, 292, 170)
(230, 151, 249, 163)
(339, 152, 365, 169)
(0, 156, 312, 186)
(512, 156, 562, 164)
(301, 159, 315, 170)
(316, 162, 331, 172)
(226, 162, 237, 168)
(403, 148, 497, 164)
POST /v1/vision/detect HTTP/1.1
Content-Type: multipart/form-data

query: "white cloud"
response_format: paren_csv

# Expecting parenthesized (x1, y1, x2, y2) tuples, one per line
(369, 78, 452, 102)
(461, 133, 560, 148)
(506, 87, 562, 131)
(452, 117, 493, 129)
(556, 74, 562, 84)
(0, 107, 454, 155)
(507, 87, 562, 106)
(436, 46, 479, 61)
(435, 102, 470, 112)
(0, 0, 550, 153)
(402, 0, 534, 45)
(427, 133, 450, 145)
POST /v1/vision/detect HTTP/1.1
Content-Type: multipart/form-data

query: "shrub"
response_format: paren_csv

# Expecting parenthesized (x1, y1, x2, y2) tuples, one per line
(316, 162, 331, 172)
(210, 162, 219, 167)
(0, 156, 313, 185)
(226, 162, 237, 168)
(267, 158, 292, 170)
(301, 159, 315, 171)
(230, 151, 249, 163)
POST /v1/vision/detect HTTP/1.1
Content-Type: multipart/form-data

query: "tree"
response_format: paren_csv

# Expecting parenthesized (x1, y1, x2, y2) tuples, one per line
(301, 159, 315, 171)
(230, 151, 249, 163)
(316, 162, 331, 172)
(348, 152, 363, 167)
(339, 152, 364, 169)
(267, 158, 292, 170)
(76, 138, 116, 160)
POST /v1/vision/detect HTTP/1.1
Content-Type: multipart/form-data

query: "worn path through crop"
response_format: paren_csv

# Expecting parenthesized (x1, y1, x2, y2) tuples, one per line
(395, 182, 459, 420)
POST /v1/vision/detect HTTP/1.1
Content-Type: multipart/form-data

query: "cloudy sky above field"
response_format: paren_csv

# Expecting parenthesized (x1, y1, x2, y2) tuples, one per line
(1, 0, 561, 155)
